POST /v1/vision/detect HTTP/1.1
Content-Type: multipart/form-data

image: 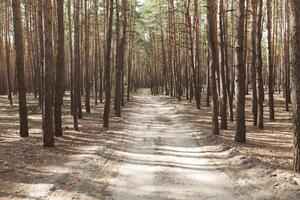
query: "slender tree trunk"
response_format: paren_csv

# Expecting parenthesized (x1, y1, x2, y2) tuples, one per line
(251, 0, 258, 126)
(267, 0, 275, 121)
(12, 0, 29, 138)
(54, 0, 64, 137)
(84, 0, 91, 113)
(194, 0, 201, 109)
(68, 0, 74, 115)
(5, 5, 13, 105)
(235, 0, 246, 142)
(94, 0, 99, 105)
(219, 0, 228, 129)
(73, 0, 80, 131)
(285, 0, 291, 111)
(43, 0, 55, 147)
(257, 0, 264, 129)
(115, 0, 122, 116)
(291, 0, 300, 173)
(103, 0, 114, 128)
(206, 0, 220, 135)
(38, 0, 44, 110)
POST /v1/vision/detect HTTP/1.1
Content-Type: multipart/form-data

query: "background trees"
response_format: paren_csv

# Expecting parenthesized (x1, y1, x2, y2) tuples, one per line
(1, 0, 300, 172)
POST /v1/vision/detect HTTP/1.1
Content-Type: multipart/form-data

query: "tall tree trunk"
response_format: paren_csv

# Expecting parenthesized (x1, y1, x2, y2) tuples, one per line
(267, 0, 275, 121)
(68, 0, 74, 114)
(5, 4, 13, 105)
(194, 0, 201, 109)
(251, 0, 258, 126)
(43, 0, 55, 147)
(84, 0, 91, 113)
(284, 0, 291, 111)
(94, 0, 99, 105)
(38, 0, 44, 110)
(103, 0, 114, 128)
(12, 0, 29, 137)
(257, 0, 264, 129)
(291, 0, 300, 173)
(219, 0, 228, 129)
(206, 0, 220, 135)
(115, 0, 122, 116)
(235, 0, 246, 142)
(73, 0, 80, 131)
(54, 0, 64, 137)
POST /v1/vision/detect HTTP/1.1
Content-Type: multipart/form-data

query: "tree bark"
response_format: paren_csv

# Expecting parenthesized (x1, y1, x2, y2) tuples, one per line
(103, 0, 114, 128)
(43, 0, 55, 147)
(12, 0, 29, 137)
(267, 0, 275, 121)
(235, 0, 246, 142)
(206, 0, 220, 135)
(5, 4, 13, 106)
(257, 0, 264, 129)
(251, 0, 258, 126)
(291, 0, 300, 173)
(219, 0, 228, 129)
(54, 0, 65, 137)
(73, 0, 80, 131)
(84, 0, 91, 113)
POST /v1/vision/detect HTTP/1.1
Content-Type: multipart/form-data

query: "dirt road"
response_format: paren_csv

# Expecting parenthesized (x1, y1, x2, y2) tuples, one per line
(5, 94, 299, 200)
(104, 95, 244, 200)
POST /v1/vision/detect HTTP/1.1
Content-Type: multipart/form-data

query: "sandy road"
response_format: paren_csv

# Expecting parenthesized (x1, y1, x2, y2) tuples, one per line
(105, 95, 245, 200)
(20, 95, 247, 200)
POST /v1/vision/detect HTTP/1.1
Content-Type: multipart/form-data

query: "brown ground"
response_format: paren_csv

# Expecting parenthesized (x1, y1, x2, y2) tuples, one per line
(0, 91, 299, 199)
(0, 94, 123, 199)
(177, 92, 293, 170)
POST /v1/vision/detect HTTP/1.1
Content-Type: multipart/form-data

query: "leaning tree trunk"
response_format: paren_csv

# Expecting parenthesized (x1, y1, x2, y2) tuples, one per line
(291, 0, 300, 173)
(235, 0, 246, 142)
(12, 0, 29, 137)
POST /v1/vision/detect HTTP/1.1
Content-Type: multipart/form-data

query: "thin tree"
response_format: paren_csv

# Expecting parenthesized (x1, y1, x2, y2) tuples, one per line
(291, 0, 300, 172)
(251, 0, 258, 126)
(12, 0, 29, 137)
(257, 0, 264, 129)
(38, 0, 44, 109)
(73, 0, 80, 131)
(5, 3, 13, 106)
(267, 0, 275, 121)
(84, 0, 91, 113)
(94, 0, 99, 105)
(43, 0, 55, 147)
(235, 0, 246, 142)
(54, 0, 65, 137)
(206, 0, 219, 135)
(219, 0, 228, 129)
(103, 0, 114, 127)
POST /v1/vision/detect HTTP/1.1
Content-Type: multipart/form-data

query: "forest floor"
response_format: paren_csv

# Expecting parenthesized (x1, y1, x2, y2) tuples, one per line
(0, 90, 300, 199)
